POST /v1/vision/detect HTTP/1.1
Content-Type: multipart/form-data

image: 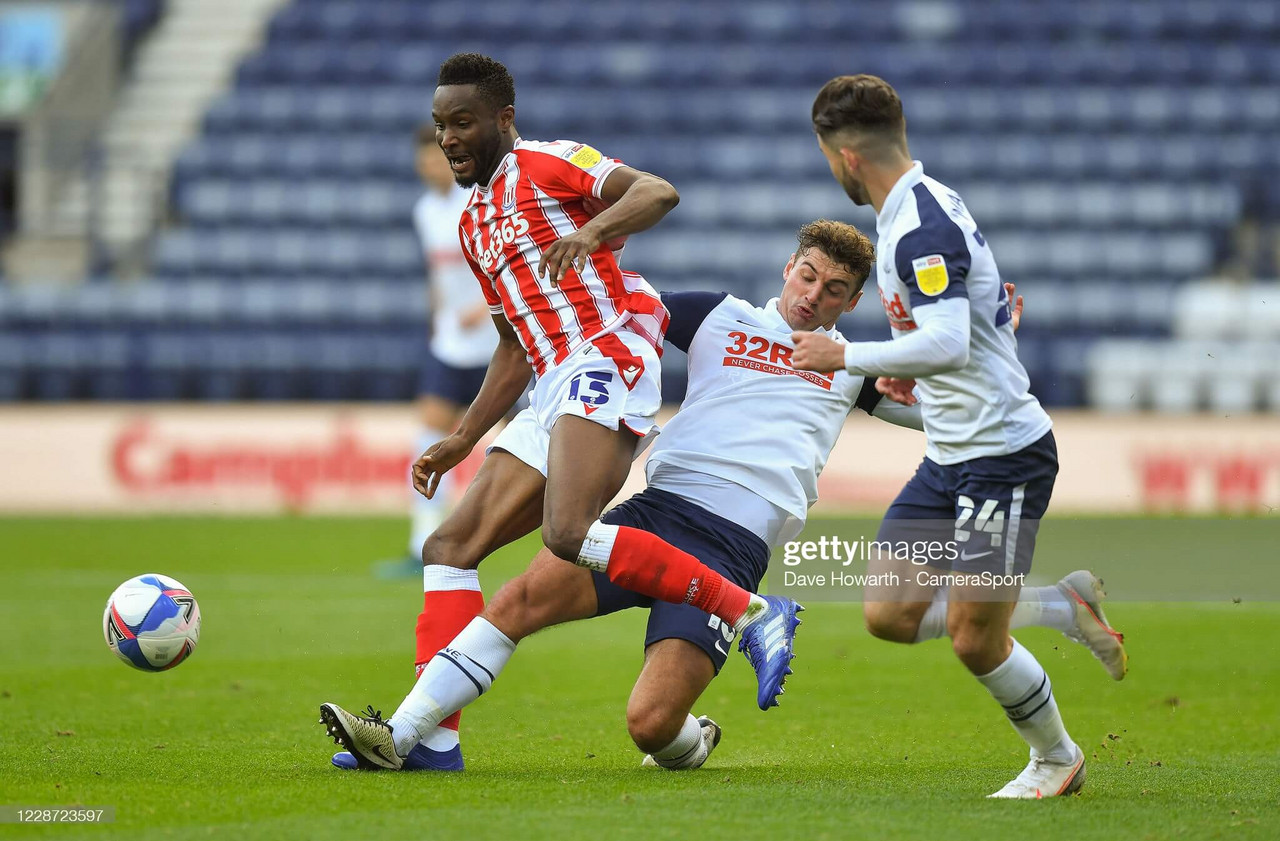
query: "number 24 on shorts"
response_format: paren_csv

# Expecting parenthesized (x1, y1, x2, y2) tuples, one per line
(955, 495, 1005, 547)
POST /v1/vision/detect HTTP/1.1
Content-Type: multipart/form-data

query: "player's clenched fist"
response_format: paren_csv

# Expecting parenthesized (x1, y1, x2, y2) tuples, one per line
(412, 433, 475, 499)
(790, 331, 846, 374)
(537, 226, 604, 285)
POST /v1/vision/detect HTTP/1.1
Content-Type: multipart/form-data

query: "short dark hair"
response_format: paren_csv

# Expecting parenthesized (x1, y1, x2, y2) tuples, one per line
(811, 74, 906, 151)
(415, 123, 436, 146)
(795, 219, 875, 293)
(437, 53, 515, 112)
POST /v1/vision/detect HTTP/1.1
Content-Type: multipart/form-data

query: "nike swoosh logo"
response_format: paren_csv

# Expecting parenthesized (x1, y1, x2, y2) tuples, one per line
(960, 550, 993, 561)
(714, 639, 729, 656)
(584, 405, 599, 415)
(370, 743, 396, 764)
(734, 319, 789, 335)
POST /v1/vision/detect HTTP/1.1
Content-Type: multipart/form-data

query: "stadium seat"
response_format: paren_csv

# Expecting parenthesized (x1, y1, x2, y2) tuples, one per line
(11, 0, 1274, 404)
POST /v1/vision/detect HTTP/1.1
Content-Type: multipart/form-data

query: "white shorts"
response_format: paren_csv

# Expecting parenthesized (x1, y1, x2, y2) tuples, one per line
(490, 329, 662, 476)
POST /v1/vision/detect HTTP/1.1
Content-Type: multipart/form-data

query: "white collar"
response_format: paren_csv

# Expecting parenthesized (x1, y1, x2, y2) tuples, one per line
(875, 160, 925, 237)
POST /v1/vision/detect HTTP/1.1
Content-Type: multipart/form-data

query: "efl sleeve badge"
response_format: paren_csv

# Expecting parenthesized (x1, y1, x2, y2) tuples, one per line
(911, 254, 950, 296)
(568, 145, 603, 169)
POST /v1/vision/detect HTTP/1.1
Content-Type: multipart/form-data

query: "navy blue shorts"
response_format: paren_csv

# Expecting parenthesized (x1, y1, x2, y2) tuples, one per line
(417, 345, 487, 405)
(593, 487, 770, 673)
(878, 431, 1058, 576)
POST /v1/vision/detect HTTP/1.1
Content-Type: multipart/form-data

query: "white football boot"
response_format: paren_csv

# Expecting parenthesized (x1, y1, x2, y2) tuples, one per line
(641, 715, 722, 769)
(319, 703, 403, 770)
(988, 744, 1087, 799)
(1057, 570, 1128, 680)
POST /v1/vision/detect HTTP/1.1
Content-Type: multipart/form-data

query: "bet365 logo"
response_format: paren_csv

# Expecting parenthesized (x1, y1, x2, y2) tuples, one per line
(475, 211, 530, 271)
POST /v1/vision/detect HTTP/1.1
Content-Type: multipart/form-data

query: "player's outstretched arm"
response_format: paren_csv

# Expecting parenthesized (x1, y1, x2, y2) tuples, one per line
(871, 398, 925, 431)
(538, 166, 679, 284)
(412, 315, 531, 498)
(792, 298, 971, 377)
(865, 282, 1023, 407)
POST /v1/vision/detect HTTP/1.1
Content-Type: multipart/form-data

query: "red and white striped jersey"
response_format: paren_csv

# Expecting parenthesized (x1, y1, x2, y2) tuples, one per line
(458, 138, 668, 376)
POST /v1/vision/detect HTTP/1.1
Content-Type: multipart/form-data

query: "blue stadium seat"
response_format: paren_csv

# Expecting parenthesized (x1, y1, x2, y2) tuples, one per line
(65, 0, 1269, 403)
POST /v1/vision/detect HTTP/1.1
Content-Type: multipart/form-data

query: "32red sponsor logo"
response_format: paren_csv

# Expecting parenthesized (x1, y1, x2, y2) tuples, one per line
(723, 331, 835, 389)
(725, 331, 795, 366)
(879, 289, 917, 331)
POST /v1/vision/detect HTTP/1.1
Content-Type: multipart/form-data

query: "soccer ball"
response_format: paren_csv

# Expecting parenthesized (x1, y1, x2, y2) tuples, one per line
(103, 574, 201, 672)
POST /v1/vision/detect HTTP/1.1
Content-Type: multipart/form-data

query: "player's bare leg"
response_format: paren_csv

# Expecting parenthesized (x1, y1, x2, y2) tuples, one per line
(422, 449, 547, 572)
(947, 595, 1085, 799)
(863, 550, 1127, 680)
(862, 547, 939, 643)
(329, 548, 598, 769)
(482, 548, 600, 642)
(549, 414, 801, 709)
(627, 640, 722, 769)
(539, 413, 638, 562)
(324, 450, 546, 771)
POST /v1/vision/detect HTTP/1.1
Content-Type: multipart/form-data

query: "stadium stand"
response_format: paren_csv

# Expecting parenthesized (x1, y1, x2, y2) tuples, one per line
(3, 0, 1278, 406)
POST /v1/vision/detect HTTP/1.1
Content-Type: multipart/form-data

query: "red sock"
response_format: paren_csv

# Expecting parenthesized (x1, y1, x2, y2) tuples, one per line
(603, 525, 752, 625)
(415, 567, 485, 733)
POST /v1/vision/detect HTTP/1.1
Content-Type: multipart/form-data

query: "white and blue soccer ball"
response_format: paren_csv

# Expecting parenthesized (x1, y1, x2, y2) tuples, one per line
(103, 574, 201, 672)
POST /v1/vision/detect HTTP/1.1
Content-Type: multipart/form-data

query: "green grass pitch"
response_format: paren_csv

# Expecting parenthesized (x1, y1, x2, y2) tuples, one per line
(1, 516, 1276, 840)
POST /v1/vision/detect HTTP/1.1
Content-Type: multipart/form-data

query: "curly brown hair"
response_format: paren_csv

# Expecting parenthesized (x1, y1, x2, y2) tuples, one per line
(795, 219, 875, 293)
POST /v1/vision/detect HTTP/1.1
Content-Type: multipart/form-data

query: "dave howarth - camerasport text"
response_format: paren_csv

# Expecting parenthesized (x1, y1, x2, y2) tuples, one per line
(780, 568, 1026, 589)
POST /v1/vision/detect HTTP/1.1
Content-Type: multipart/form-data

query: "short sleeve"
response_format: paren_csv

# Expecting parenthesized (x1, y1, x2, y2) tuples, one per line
(523, 141, 624, 201)
(660, 291, 728, 352)
(852, 375, 883, 415)
(894, 184, 971, 309)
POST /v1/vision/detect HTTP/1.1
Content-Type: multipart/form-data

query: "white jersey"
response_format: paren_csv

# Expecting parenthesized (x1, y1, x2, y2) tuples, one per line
(413, 186, 498, 368)
(647, 293, 914, 546)
(872, 162, 1051, 464)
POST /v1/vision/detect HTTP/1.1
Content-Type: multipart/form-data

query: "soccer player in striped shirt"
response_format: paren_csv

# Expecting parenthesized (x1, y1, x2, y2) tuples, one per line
(328, 222, 1119, 773)
(793, 75, 1126, 798)
(320, 54, 800, 771)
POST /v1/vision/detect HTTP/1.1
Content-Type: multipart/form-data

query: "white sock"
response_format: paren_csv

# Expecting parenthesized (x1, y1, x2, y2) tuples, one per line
(730, 594, 770, 634)
(650, 714, 708, 770)
(576, 520, 617, 573)
(1010, 585, 1076, 634)
(912, 585, 1076, 643)
(408, 428, 450, 555)
(975, 639, 1076, 764)
(388, 617, 515, 756)
(914, 594, 949, 642)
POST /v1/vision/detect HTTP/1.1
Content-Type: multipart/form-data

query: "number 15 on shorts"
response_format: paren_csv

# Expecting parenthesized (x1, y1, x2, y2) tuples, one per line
(569, 371, 613, 407)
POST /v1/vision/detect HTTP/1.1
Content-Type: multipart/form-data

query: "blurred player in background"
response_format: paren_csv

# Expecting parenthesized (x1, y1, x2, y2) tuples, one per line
(376, 129, 499, 578)
(793, 74, 1126, 798)
(321, 53, 801, 771)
